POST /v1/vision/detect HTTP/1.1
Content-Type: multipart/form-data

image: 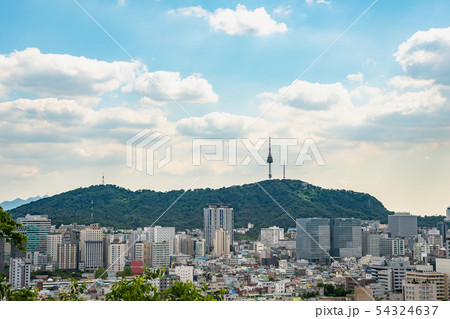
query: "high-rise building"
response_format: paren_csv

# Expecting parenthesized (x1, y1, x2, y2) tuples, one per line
(260, 226, 284, 248)
(107, 242, 127, 273)
(195, 239, 206, 258)
(9, 258, 31, 289)
(362, 230, 380, 256)
(371, 258, 414, 292)
(0, 237, 4, 272)
(204, 204, 233, 252)
(17, 214, 51, 256)
(46, 233, 62, 265)
(380, 236, 405, 257)
(143, 241, 152, 266)
(151, 242, 170, 268)
(134, 242, 145, 261)
(213, 228, 230, 256)
(296, 218, 330, 263)
(437, 222, 448, 246)
(57, 243, 78, 270)
(388, 212, 417, 238)
(330, 218, 362, 258)
(445, 207, 450, 222)
(80, 226, 103, 270)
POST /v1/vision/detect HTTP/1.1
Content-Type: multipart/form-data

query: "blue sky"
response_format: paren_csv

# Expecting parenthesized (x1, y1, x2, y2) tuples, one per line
(1, 0, 450, 217)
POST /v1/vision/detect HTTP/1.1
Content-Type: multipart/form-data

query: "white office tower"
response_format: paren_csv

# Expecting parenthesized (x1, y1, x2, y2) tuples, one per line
(80, 227, 104, 270)
(204, 204, 234, 252)
(260, 226, 284, 248)
(213, 228, 230, 256)
(445, 207, 450, 222)
(195, 239, 206, 258)
(9, 258, 32, 289)
(142, 226, 175, 254)
(173, 265, 194, 283)
(107, 243, 127, 273)
(46, 233, 62, 265)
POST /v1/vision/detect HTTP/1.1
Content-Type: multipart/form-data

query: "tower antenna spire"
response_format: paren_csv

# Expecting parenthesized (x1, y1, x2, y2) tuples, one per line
(283, 161, 286, 180)
(267, 137, 273, 179)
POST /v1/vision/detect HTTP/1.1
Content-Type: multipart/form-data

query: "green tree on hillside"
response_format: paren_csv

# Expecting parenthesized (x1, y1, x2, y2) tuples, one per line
(0, 206, 27, 251)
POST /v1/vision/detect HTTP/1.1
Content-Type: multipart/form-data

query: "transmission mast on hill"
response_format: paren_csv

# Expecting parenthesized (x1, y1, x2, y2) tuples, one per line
(267, 137, 273, 179)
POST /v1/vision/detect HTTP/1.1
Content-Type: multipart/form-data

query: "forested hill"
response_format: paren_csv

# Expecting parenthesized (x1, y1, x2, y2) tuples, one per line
(7, 179, 394, 231)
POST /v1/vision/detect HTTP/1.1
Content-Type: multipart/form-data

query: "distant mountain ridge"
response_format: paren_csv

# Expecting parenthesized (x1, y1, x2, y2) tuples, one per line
(1, 195, 48, 211)
(9, 179, 395, 231)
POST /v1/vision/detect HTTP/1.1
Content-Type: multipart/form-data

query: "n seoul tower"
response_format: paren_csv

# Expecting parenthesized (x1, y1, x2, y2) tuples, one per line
(267, 137, 273, 179)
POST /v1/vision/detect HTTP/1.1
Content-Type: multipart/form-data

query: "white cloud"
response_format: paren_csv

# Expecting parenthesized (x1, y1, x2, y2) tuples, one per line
(123, 71, 218, 104)
(346, 72, 364, 82)
(306, 0, 331, 5)
(273, 6, 292, 17)
(387, 76, 434, 90)
(176, 112, 265, 137)
(0, 48, 135, 98)
(171, 4, 288, 36)
(259, 80, 352, 110)
(394, 27, 450, 84)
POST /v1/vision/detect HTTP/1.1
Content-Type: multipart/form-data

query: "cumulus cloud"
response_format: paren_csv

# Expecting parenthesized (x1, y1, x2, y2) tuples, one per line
(0, 48, 135, 98)
(273, 6, 292, 17)
(346, 72, 364, 82)
(176, 112, 267, 137)
(0, 98, 172, 144)
(259, 80, 352, 110)
(123, 71, 218, 104)
(387, 76, 434, 90)
(171, 4, 288, 36)
(395, 27, 450, 84)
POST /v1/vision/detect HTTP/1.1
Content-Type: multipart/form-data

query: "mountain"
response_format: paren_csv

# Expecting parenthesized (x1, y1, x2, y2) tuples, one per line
(8, 179, 393, 231)
(1, 195, 48, 211)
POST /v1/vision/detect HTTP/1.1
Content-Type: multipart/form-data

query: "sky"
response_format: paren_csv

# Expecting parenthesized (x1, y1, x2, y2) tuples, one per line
(0, 0, 450, 216)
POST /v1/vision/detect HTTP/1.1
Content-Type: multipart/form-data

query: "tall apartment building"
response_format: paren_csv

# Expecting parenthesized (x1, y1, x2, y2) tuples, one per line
(213, 228, 230, 256)
(57, 243, 78, 270)
(362, 230, 380, 256)
(151, 242, 170, 268)
(17, 214, 51, 255)
(46, 233, 62, 265)
(330, 218, 362, 258)
(134, 242, 145, 261)
(388, 212, 417, 238)
(9, 258, 32, 289)
(143, 241, 152, 266)
(260, 226, 284, 248)
(380, 236, 405, 257)
(107, 242, 127, 273)
(80, 226, 103, 270)
(296, 218, 330, 263)
(204, 204, 233, 252)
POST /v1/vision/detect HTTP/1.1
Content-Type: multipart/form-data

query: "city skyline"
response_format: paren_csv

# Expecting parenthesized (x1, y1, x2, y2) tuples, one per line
(1, 0, 450, 217)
